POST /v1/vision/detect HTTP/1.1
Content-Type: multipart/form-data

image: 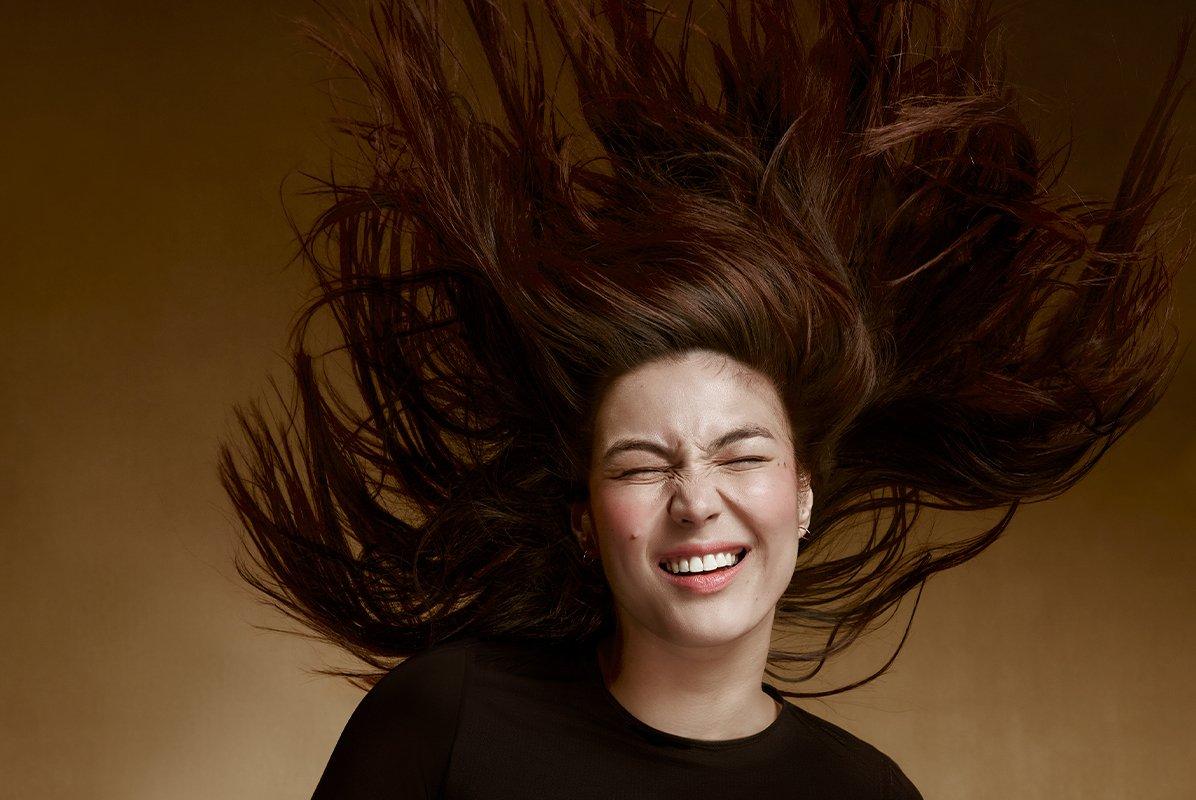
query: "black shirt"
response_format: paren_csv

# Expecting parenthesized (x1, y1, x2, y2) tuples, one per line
(311, 636, 923, 799)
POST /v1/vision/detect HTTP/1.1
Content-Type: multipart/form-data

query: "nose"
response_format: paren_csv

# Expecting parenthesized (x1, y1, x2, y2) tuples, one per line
(667, 472, 722, 526)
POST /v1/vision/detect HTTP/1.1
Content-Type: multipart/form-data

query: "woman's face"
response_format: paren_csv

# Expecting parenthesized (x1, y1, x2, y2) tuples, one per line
(575, 349, 812, 648)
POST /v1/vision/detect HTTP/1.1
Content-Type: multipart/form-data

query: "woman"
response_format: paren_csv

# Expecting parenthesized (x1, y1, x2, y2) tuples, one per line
(218, 0, 1192, 797)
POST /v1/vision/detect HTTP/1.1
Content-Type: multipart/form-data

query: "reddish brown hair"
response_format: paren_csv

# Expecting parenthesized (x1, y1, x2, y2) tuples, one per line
(218, 0, 1193, 695)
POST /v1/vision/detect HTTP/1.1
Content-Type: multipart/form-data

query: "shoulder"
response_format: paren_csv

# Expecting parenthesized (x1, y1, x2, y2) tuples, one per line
(310, 638, 475, 799)
(784, 703, 923, 799)
(364, 637, 476, 718)
(785, 701, 890, 760)
(334, 637, 475, 746)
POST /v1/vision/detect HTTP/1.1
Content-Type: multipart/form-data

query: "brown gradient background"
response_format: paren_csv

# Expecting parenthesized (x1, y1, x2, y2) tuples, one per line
(3, 1, 1194, 797)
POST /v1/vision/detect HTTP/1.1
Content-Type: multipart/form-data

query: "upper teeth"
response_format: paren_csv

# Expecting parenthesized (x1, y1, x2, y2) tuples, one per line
(661, 550, 741, 575)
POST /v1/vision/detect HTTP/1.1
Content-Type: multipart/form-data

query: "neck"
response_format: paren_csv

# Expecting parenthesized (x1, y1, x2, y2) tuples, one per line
(595, 616, 782, 741)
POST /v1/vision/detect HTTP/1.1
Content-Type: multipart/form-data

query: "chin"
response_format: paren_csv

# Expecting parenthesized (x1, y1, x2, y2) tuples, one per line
(660, 607, 768, 644)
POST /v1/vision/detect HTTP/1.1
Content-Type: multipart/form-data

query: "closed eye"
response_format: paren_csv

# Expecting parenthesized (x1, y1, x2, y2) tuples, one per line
(617, 467, 665, 477)
(618, 457, 767, 478)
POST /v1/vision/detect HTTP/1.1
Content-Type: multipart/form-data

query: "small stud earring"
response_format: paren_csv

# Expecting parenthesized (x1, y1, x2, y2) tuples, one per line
(794, 526, 811, 568)
(576, 518, 594, 561)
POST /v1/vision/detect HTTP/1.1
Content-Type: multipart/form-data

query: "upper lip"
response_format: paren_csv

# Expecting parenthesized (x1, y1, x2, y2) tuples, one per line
(656, 541, 751, 563)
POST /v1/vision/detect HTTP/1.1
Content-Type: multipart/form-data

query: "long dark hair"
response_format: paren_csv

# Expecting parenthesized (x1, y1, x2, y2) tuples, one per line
(218, 0, 1193, 695)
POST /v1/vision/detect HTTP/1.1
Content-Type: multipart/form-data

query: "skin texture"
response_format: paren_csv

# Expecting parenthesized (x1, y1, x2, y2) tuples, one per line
(571, 348, 814, 740)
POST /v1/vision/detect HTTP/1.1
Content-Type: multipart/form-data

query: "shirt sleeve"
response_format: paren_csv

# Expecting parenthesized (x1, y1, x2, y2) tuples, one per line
(310, 642, 471, 800)
(885, 757, 923, 800)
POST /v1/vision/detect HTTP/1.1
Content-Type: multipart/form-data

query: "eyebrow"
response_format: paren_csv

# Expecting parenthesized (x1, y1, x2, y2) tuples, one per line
(600, 424, 776, 465)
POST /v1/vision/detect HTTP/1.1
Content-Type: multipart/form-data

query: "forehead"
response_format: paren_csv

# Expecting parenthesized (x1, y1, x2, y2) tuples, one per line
(594, 352, 786, 441)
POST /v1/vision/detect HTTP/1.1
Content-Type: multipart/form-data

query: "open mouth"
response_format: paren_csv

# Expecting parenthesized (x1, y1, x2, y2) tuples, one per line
(657, 546, 749, 575)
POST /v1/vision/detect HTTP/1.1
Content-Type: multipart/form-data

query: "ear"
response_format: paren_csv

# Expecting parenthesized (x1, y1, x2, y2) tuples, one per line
(797, 472, 814, 525)
(569, 500, 592, 539)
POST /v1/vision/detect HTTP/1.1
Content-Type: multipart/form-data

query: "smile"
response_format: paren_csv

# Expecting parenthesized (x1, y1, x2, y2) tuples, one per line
(656, 548, 749, 595)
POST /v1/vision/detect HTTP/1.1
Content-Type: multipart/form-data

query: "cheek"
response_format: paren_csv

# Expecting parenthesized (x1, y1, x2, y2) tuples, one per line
(738, 464, 801, 524)
(592, 487, 656, 545)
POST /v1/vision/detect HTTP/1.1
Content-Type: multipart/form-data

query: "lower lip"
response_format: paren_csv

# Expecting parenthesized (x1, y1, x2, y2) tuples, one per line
(657, 550, 748, 595)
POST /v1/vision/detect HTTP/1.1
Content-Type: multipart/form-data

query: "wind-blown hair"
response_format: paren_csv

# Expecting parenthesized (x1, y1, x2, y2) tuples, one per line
(218, 0, 1193, 695)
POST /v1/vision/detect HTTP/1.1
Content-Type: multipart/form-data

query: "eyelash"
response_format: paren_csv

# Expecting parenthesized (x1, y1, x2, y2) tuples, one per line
(619, 457, 767, 477)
